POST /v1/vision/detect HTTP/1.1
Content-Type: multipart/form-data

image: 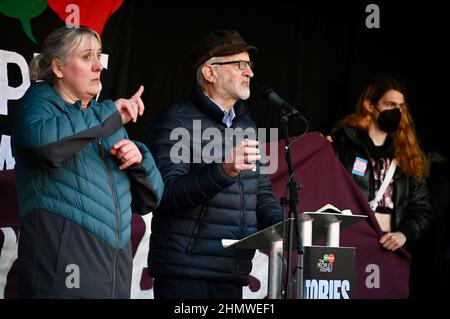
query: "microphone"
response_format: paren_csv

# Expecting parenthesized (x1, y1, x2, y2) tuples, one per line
(260, 86, 300, 118)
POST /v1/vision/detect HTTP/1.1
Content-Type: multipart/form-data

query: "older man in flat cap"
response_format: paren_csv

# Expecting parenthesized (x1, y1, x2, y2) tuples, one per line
(145, 30, 283, 299)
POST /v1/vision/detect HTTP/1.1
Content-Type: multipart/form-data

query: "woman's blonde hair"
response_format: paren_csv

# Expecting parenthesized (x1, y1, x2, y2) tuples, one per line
(332, 76, 428, 181)
(29, 26, 101, 83)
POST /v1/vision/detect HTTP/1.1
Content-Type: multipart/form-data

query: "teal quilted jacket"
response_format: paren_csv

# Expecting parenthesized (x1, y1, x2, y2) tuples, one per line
(12, 83, 163, 249)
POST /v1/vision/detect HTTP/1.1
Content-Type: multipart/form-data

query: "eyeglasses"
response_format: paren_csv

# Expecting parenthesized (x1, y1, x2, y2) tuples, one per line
(211, 60, 255, 71)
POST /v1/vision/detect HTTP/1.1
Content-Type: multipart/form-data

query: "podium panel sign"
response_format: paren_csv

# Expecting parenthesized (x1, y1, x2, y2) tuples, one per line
(303, 246, 356, 299)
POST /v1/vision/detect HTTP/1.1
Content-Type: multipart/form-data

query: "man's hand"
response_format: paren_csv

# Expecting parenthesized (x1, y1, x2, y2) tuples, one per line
(110, 139, 143, 170)
(379, 231, 406, 251)
(115, 85, 145, 124)
(222, 139, 261, 177)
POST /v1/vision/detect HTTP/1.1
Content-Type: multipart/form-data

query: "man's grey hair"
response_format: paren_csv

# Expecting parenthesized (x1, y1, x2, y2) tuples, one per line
(195, 56, 223, 87)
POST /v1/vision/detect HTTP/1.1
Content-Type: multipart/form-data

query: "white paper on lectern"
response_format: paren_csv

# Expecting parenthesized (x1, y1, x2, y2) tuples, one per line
(222, 239, 239, 248)
(311, 203, 353, 215)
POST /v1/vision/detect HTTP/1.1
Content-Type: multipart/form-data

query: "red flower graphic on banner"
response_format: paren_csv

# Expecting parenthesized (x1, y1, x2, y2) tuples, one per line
(47, 0, 124, 35)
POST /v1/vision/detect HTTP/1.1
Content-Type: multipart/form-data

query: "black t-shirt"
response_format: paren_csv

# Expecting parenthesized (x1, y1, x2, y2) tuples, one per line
(361, 132, 395, 214)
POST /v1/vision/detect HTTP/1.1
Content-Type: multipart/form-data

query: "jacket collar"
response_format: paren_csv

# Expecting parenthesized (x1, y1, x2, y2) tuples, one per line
(33, 82, 95, 114)
(190, 85, 249, 126)
(343, 126, 394, 159)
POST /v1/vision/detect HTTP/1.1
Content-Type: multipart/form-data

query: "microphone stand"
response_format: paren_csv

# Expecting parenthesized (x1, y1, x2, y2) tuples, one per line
(280, 111, 303, 299)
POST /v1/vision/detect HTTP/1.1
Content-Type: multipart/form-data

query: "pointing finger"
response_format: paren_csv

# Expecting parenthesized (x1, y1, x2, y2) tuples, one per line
(132, 85, 144, 99)
(137, 96, 145, 116)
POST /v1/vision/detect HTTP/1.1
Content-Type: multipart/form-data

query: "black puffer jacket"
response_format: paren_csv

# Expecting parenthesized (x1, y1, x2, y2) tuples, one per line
(146, 86, 283, 285)
(332, 126, 430, 243)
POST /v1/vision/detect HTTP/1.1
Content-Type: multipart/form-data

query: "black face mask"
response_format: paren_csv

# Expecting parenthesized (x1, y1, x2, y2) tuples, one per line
(377, 108, 401, 133)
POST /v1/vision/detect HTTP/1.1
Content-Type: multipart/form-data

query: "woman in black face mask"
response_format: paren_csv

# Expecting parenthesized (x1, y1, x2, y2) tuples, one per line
(329, 75, 430, 254)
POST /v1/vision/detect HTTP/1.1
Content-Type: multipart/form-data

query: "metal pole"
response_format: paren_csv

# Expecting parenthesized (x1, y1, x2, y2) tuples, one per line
(280, 116, 303, 299)
(268, 239, 284, 299)
(326, 221, 341, 247)
(297, 218, 312, 298)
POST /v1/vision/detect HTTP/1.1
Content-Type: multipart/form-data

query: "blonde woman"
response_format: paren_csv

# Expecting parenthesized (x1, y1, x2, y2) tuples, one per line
(12, 27, 163, 298)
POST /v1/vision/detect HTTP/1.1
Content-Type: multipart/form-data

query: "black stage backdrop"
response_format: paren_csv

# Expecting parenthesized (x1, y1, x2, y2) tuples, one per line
(1, 0, 449, 305)
(1, 0, 448, 161)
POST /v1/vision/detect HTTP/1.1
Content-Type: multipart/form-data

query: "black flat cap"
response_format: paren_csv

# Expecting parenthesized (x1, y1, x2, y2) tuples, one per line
(190, 29, 258, 70)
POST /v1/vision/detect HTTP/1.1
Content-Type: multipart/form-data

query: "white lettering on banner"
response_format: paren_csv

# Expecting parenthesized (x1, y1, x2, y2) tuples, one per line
(99, 54, 109, 70)
(341, 280, 350, 298)
(304, 279, 350, 299)
(131, 214, 153, 299)
(243, 249, 269, 299)
(0, 135, 15, 170)
(365, 263, 380, 288)
(0, 49, 30, 115)
(0, 227, 18, 299)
